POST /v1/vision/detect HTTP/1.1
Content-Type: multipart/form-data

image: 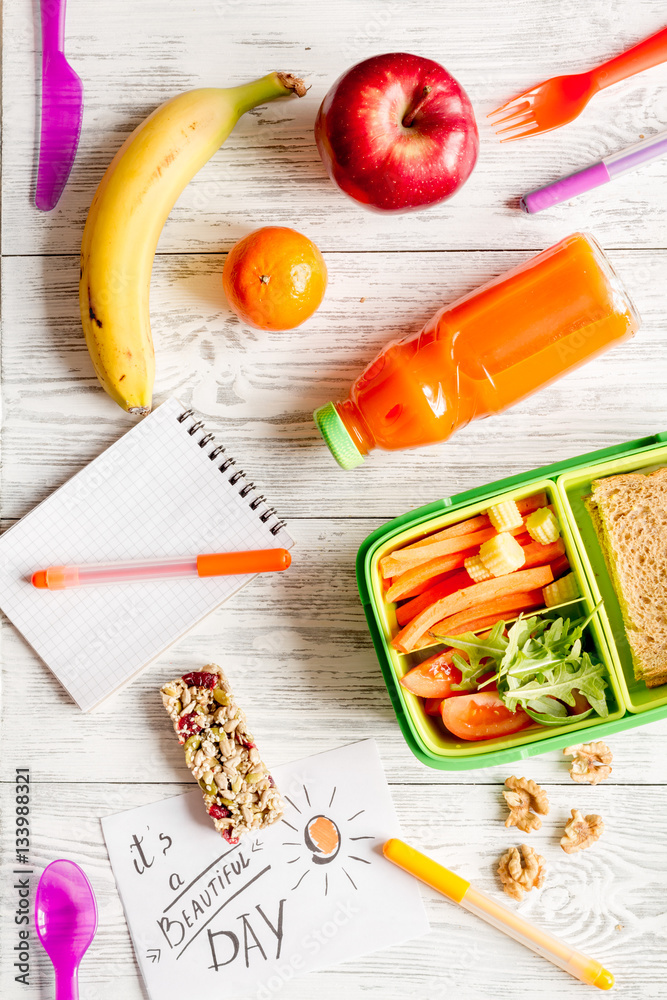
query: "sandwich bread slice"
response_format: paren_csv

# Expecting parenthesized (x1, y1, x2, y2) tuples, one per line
(585, 466, 667, 688)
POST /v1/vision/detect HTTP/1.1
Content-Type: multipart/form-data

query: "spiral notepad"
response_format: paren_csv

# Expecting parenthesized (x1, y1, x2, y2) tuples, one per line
(0, 397, 293, 711)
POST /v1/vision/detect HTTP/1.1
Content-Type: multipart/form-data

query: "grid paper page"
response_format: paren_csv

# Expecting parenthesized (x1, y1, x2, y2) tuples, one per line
(0, 397, 293, 711)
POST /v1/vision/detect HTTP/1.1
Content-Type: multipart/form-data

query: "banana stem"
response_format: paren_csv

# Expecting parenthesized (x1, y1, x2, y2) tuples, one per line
(231, 71, 306, 117)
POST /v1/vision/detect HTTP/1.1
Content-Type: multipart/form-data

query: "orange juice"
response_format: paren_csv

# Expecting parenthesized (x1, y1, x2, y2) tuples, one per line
(314, 233, 640, 469)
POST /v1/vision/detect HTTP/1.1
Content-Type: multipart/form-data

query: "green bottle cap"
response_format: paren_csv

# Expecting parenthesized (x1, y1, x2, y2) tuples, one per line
(313, 402, 365, 470)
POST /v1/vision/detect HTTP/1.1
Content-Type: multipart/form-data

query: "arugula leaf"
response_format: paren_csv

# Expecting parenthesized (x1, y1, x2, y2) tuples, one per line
(524, 697, 592, 727)
(526, 696, 569, 719)
(501, 654, 608, 718)
(502, 615, 538, 663)
(438, 621, 507, 691)
(436, 609, 609, 721)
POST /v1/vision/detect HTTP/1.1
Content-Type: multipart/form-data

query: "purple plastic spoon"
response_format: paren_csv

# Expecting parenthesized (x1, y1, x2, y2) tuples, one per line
(35, 0, 84, 211)
(35, 860, 98, 1000)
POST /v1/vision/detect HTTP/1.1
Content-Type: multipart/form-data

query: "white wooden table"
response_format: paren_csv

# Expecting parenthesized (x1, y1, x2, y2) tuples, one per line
(3, 1, 667, 997)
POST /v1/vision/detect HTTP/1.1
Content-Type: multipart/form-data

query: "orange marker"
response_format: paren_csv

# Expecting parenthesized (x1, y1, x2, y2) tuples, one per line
(383, 839, 613, 990)
(31, 548, 291, 590)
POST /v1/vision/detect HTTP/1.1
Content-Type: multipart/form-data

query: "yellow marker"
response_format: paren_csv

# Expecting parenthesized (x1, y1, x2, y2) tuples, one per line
(383, 839, 614, 990)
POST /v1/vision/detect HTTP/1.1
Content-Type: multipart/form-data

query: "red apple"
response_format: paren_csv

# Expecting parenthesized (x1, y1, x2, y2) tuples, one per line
(314, 52, 479, 213)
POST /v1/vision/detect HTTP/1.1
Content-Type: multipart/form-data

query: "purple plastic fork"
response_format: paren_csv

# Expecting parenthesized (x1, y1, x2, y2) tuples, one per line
(35, 0, 84, 211)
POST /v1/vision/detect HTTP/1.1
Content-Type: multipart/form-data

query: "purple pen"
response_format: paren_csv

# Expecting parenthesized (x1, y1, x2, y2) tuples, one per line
(521, 128, 667, 213)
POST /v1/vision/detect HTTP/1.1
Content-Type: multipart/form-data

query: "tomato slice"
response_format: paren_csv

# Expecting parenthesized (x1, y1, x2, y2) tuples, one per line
(550, 554, 571, 580)
(424, 697, 444, 716)
(473, 670, 498, 693)
(400, 651, 462, 698)
(441, 691, 532, 741)
(569, 688, 591, 715)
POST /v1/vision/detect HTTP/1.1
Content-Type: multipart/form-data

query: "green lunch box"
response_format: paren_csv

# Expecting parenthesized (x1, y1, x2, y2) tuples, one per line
(357, 431, 667, 770)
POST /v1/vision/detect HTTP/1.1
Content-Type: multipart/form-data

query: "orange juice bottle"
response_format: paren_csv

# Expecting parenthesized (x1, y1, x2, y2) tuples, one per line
(314, 233, 640, 469)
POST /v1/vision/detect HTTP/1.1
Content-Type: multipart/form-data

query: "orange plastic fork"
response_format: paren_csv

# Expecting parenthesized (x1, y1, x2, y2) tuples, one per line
(489, 25, 667, 141)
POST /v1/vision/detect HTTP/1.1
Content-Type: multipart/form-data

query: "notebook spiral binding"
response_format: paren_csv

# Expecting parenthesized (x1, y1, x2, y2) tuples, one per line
(177, 408, 286, 536)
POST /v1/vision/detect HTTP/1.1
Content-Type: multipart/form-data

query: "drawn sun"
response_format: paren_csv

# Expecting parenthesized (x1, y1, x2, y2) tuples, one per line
(281, 783, 374, 895)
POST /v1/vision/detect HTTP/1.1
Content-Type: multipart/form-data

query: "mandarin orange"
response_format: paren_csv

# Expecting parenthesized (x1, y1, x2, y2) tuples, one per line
(222, 226, 327, 331)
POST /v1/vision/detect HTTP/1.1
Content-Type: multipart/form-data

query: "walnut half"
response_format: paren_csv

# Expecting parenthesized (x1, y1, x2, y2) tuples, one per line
(503, 775, 550, 833)
(560, 809, 604, 853)
(498, 844, 546, 901)
(563, 742, 612, 785)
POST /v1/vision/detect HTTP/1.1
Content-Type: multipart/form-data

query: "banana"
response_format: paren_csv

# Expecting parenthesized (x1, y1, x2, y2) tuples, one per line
(79, 72, 306, 414)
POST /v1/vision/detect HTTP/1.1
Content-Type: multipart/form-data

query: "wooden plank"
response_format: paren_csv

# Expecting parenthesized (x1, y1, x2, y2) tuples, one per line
(1, 250, 666, 521)
(1, 515, 666, 785)
(3, 0, 667, 254)
(0, 780, 664, 1000)
(4, 1, 667, 996)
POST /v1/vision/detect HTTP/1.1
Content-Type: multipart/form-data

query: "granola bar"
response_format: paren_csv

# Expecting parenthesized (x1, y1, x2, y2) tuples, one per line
(160, 665, 283, 843)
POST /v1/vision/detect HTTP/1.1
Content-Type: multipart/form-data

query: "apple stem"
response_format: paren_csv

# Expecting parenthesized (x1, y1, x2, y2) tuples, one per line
(402, 86, 432, 128)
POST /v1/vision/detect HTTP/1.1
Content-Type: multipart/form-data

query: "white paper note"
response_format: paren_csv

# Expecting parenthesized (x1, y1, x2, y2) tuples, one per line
(102, 740, 429, 998)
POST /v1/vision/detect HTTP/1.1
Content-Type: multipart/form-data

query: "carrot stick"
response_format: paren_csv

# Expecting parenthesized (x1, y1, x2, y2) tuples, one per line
(393, 535, 554, 602)
(395, 493, 549, 555)
(395, 569, 473, 626)
(517, 493, 547, 514)
(402, 590, 544, 653)
(386, 552, 473, 603)
(402, 514, 490, 550)
(415, 610, 538, 649)
(521, 538, 564, 568)
(412, 622, 501, 651)
(391, 565, 554, 653)
(395, 570, 459, 602)
(385, 534, 569, 608)
(550, 554, 570, 579)
(411, 614, 501, 649)
(428, 590, 545, 638)
(382, 519, 532, 579)
(381, 526, 506, 578)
